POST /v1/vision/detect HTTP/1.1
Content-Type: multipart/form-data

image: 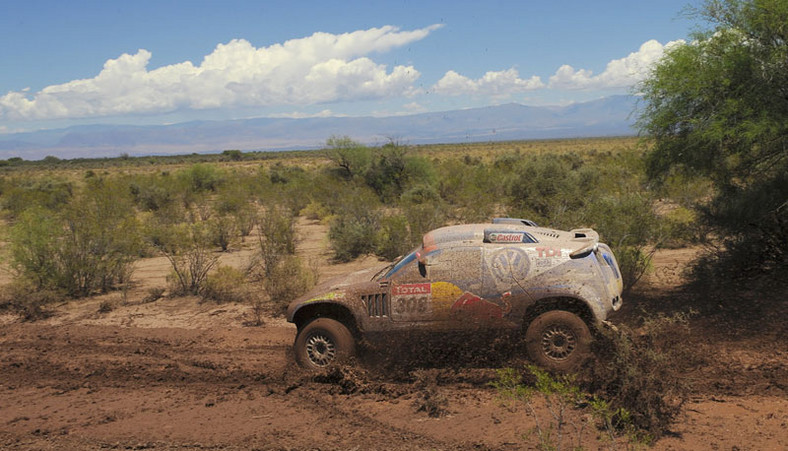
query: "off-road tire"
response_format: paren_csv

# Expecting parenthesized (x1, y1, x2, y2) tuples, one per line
(294, 318, 356, 370)
(525, 310, 592, 372)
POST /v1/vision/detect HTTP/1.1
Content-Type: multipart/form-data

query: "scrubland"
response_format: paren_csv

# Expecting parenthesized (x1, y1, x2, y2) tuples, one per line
(0, 136, 784, 450)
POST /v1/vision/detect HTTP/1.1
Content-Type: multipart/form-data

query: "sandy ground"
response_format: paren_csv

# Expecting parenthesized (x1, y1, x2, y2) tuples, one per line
(0, 221, 786, 450)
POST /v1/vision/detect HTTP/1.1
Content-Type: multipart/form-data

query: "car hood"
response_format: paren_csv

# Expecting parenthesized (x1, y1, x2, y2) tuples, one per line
(286, 263, 389, 322)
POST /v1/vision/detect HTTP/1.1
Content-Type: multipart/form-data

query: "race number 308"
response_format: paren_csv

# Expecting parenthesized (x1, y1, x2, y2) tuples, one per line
(393, 296, 430, 315)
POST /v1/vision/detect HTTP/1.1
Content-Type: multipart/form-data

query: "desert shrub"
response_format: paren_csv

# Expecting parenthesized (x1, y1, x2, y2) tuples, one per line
(506, 154, 598, 227)
(436, 159, 498, 223)
(208, 214, 238, 251)
(97, 300, 115, 313)
(142, 287, 166, 303)
(614, 246, 654, 293)
(690, 203, 788, 290)
(158, 222, 219, 296)
(328, 189, 381, 262)
(250, 205, 297, 278)
(590, 192, 663, 293)
(400, 184, 446, 242)
(264, 255, 318, 314)
(178, 163, 225, 192)
(490, 365, 643, 450)
(325, 135, 372, 179)
(1, 177, 73, 218)
(214, 180, 257, 239)
(9, 207, 61, 290)
(375, 213, 411, 261)
(215, 176, 255, 215)
(270, 165, 315, 214)
(221, 149, 243, 161)
(0, 280, 63, 321)
(9, 178, 142, 297)
(661, 205, 702, 247)
(362, 141, 437, 202)
(129, 172, 182, 212)
(691, 174, 788, 284)
(301, 200, 331, 222)
(584, 311, 698, 440)
(202, 265, 249, 303)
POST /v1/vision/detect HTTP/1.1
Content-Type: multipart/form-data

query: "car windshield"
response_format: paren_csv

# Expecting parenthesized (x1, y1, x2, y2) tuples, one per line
(375, 246, 420, 280)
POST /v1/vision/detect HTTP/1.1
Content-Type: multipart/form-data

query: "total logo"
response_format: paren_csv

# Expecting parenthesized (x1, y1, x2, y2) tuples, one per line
(393, 284, 431, 296)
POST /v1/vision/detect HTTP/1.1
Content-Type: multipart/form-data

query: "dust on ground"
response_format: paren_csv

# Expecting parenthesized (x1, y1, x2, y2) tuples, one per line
(0, 220, 785, 450)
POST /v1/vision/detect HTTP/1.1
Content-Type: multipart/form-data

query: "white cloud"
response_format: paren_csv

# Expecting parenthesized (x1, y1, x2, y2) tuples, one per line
(0, 25, 442, 121)
(548, 39, 685, 90)
(402, 102, 426, 112)
(270, 109, 338, 119)
(432, 68, 544, 97)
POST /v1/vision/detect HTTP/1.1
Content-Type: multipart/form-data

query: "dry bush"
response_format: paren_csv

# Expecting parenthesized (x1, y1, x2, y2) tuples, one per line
(583, 311, 700, 440)
(97, 300, 115, 313)
(0, 280, 63, 321)
(159, 223, 219, 296)
(142, 287, 166, 303)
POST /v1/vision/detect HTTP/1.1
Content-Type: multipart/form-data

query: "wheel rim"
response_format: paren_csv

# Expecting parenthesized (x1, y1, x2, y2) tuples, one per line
(305, 332, 336, 367)
(541, 324, 577, 361)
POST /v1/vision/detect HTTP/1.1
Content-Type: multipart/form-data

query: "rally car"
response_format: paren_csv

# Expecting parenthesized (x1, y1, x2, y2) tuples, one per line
(287, 218, 623, 372)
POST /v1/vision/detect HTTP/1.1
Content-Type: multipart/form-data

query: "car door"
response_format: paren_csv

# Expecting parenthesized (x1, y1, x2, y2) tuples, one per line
(389, 246, 483, 322)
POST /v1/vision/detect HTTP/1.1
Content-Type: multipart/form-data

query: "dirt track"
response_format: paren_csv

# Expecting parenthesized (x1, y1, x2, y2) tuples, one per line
(1, 223, 786, 450)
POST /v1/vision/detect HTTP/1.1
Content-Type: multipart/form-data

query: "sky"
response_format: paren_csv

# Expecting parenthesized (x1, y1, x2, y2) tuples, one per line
(0, 0, 697, 134)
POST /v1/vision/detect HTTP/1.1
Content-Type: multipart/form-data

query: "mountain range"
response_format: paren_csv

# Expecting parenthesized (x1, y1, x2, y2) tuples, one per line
(0, 95, 639, 160)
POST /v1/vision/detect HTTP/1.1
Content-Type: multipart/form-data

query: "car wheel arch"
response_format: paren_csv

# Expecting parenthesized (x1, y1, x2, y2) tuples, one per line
(522, 296, 595, 330)
(292, 302, 360, 338)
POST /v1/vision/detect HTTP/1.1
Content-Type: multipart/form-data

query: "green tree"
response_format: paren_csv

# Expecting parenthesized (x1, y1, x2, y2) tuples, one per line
(638, 0, 788, 276)
(324, 135, 371, 179)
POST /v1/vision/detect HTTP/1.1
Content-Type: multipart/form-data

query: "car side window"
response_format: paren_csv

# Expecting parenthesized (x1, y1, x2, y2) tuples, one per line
(387, 256, 426, 282)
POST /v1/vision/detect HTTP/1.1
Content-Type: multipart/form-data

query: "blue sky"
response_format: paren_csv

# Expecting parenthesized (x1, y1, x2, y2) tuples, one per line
(0, 0, 695, 134)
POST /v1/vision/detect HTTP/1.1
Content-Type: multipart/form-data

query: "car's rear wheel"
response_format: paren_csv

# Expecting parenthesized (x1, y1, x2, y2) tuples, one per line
(525, 310, 592, 372)
(294, 318, 356, 370)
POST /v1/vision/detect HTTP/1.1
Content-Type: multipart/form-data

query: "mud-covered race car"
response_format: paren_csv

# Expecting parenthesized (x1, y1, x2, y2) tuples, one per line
(287, 218, 623, 372)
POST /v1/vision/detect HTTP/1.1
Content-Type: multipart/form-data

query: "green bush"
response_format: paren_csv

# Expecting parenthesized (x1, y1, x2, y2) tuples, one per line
(264, 255, 318, 314)
(202, 265, 249, 303)
(590, 192, 663, 293)
(506, 154, 588, 224)
(401, 184, 446, 244)
(9, 178, 142, 297)
(375, 213, 411, 261)
(208, 214, 238, 252)
(251, 205, 297, 278)
(491, 366, 637, 450)
(328, 190, 381, 262)
(436, 159, 497, 223)
(178, 163, 226, 192)
(1, 177, 73, 218)
(129, 172, 181, 212)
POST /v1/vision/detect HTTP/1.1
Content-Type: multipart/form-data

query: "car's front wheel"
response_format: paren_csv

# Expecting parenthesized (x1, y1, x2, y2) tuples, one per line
(294, 318, 356, 370)
(525, 310, 592, 372)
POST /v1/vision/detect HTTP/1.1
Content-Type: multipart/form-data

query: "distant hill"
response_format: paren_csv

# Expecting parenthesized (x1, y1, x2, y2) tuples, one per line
(0, 95, 638, 160)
